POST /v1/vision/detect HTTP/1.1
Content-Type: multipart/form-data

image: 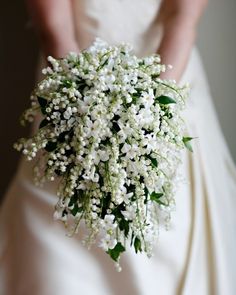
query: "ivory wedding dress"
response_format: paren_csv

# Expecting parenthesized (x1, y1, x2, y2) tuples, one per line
(1, 0, 236, 294)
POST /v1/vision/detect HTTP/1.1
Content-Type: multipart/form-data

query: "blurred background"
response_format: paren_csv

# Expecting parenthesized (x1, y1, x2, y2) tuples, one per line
(0, 0, 236, 201)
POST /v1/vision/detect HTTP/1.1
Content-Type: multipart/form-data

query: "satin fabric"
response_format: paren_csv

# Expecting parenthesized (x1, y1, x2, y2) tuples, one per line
(1, 1, 236, 294)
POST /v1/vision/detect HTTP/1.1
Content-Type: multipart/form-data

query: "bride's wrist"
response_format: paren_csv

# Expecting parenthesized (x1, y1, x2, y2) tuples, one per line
(40, 35, 80, 59)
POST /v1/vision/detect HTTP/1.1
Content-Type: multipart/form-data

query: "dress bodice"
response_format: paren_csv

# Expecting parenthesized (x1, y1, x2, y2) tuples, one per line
(72, 0, 162, 56)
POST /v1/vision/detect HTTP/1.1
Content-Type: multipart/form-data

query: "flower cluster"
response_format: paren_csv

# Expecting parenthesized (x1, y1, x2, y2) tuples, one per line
(14, 38, 191, 270)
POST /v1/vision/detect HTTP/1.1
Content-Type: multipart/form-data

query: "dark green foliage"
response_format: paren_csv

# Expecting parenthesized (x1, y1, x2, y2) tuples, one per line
(145, 155, 158, 168)
(68, 190, 83, 216)
(77, 80, 87, 93)
(134, 237, 142, 253)
(70, 203, 83, 216)
(111, 115, 121, 133)
(68, 192, 79, 207)
(131, 94, 139, 104)
(156, 95, 176, 105)
(144, 187, 149, 204)
(111, 122, 120, 133)
(62, 79, 72, 88)
(100, 138, 110, 146)
(39, 118, 49, 129)
(182, 136, 194, 152)
(55, 169, 63, 176)
(101, 193, 111, 218)
(45, 141, 57, 152)
(37, 96, 47, 114)
(150, 192, 164, 201)
(112, 203, 130, 237)
(144, 187, 165, 205)
(106, 242, 125, 262)
(150, 191, 166, 206)
(58, 131, 69, 143)
(119, 219, 130, 237)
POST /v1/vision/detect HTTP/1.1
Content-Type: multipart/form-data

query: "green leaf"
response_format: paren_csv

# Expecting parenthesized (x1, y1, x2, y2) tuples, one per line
(112, 204, 130, 237)
(39, 118, 49, 129)
(130, 232, 135, 246)
(183, 137, 194, 152)
(76, 79, 87, 92)
(101, 58, 109, 68)
(151, 73, 160, 79)
(144, 187, 149, 197)
(45, 141, 57, 152)
(134, 237, 142, 253)
(111, 122, 120, 133)
(68, 193, 79, 206)
(97, 57, 109, 70)
(58, 132, 67, 143)
(83, 52, 90, 62)
(134, 88, 143, 93)
(62, 79, 72, 88)
(106, 242, 125, 262)
(70, 204, 83, 216)
(100, 138, 110, 146)
(119, 219, 130, 237)
(55, 169, 62, 176)
(145, 188, 165, 205)
(37, 96, 47, 108)
(156, 95, 176, 105)
(37, 96, 48, 115)
(144, 187, 149, 204)
(150, 158, 158, 168)
(132, 94, 140, 104)
(150, 192, 164, 202)
(145, 155, 158, 168)
(101, 193, 111, 218)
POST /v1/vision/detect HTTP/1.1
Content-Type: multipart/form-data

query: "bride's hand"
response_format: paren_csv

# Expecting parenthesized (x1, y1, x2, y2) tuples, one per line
(26, 0, 80, 59)
(156, 0, 208, 82)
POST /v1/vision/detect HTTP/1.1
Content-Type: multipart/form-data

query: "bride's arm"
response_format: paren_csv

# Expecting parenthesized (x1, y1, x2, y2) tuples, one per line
(26, 0, 79, 58)
(157, 0, 208, 81)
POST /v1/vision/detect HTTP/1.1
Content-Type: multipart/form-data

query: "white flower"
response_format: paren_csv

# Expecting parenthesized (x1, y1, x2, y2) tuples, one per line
(99, 236, 117, 251)
(121, 143, 131, 154)
(98, 150, 110, 162)
(63, 107, 73, 119)
(122, 204, 136, 220)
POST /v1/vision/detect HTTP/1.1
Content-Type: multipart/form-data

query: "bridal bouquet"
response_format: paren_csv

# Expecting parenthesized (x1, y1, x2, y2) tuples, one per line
(15, 38, 191, 270)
